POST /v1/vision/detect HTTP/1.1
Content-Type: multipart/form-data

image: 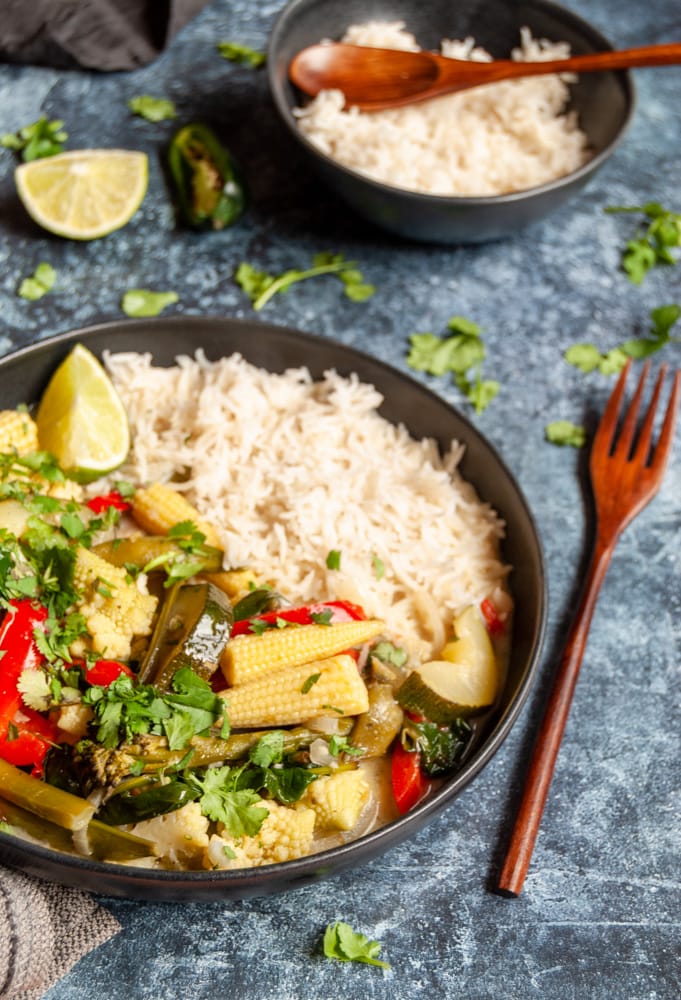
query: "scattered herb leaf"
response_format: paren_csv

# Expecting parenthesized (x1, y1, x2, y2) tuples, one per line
(565, 305, 680, 375)
(18, 262, 56, 301)
(1, 117, 67, 161)
(545, 420, 586, 448)
(406, 315, 498, 413)
(235, 252, 374, 311)
(128, 95, 177, 122)
(323, 921, 390, 969)
(605, 202, 681, 283)
(372, 554, 385, 580)
(301, 672, 321, 694)
(217, 41, 267, 68)
(372, 640, 407, 669)
(326, 549, 341, 571)
(121, 289, 179, 317)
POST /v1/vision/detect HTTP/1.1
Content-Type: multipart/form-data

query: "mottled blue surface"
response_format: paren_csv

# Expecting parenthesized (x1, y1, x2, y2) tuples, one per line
(1, 1, 679, 997)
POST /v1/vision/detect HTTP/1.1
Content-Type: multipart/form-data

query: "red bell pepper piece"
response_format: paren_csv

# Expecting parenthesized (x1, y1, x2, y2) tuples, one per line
(85, 659, 134, 687)
(86, 490, 131, 514)
(480, 598, 505, 636)
(232, 599, 365, 637)
(391, 740, 431, 814)
(0, 599, 57, 771)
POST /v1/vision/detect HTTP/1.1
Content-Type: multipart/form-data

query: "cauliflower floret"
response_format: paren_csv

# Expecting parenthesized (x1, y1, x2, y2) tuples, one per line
(299, 769, 370, 832)
(71, 546, 157, 661)
(55, 702, 93, 738)
(203, 800, 316, 870)
(129, 802, 210, 867)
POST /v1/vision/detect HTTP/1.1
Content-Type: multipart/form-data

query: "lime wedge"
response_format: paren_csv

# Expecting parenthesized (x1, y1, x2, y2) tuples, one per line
(15, 149, 148, 240)
(36, 344, 130, 482)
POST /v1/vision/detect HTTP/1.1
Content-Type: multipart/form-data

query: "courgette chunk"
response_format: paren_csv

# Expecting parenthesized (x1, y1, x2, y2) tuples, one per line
(396, 605, 497, 723)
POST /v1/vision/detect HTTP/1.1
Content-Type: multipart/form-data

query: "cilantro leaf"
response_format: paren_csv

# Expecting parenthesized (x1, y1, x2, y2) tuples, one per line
(372, 640, 407, 669)
(235, 253, 374, 310)
(249, 731, 285, 767)
(1, 117, 67, 161)
(372, 554, 385, 580)
(406, 316, 497, 413)
(128, 95, 177, 122)
(605, 203, 681, 282)
(325, 549, 341, 571)
(18, 262, 56, 301)
(217, 41, 267, 68)
(121, 289, 179, 318)
(323, 922, 390, 969)
(565, 305, 680, 376)
(190, 766, 269, 837)
(545, 421, 586, 448)
(301, 672, 321, 694)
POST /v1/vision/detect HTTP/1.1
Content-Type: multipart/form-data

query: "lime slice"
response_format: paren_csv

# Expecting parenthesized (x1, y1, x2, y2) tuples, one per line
(15, 149, 148, 240)
(36, 344, 130, 482)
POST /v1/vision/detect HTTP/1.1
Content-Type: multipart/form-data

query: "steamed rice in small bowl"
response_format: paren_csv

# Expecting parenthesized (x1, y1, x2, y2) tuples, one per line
(295, 21, 591, 198)
(268, 0, 634, 242)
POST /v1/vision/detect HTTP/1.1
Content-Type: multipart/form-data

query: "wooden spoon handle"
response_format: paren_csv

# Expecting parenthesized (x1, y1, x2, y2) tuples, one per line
(496, 536, 615, 897)
(435, 41, 681, 88)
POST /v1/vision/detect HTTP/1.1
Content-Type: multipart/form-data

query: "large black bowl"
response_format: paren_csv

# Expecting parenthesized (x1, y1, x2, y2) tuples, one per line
(0, 317, 546, 900)
(268, 0, 634, 243)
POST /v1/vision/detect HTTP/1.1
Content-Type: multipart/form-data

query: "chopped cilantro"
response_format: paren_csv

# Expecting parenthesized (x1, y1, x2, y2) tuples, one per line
(127, 95, 177, 122)
(301, 672, 321, 694)
(407, 315, 499, 413)
(310, 609, 333, 626)
(605, 202, 681, 283)
(188, 767, 269, 837)
(121, 289, 179, 318)
(372, 554, 385, 580)
(325, 549, 341, 571)
(565, 304, 680, 375)
(372, 640, 407, 669)
(328, 734, 362, 757)
(249, 731, 285, 768)
(1, 117, 67, 161)
(235, 252, 375, 311)
(18, 262, 56, 301)
(323, 921, 390, 969)
(545, 421, 586, 448)
(217, 41, 267, 68)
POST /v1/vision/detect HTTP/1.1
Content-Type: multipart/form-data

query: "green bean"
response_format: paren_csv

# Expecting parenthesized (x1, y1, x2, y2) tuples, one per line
(0, 757, 95, 831)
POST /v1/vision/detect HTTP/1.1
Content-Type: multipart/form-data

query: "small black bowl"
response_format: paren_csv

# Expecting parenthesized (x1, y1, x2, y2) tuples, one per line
(268, 0, 635, 243)
(0, 317, 546, 900)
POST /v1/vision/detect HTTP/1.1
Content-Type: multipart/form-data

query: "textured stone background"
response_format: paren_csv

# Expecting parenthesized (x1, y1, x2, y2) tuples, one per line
(0, 1, 679, 997)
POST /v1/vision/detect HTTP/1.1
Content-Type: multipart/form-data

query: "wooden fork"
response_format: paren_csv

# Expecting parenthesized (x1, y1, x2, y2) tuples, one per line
(497, 359, 680, 897)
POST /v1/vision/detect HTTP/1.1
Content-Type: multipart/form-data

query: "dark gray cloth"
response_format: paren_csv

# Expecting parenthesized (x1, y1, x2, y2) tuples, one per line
(0, 867, 120, 999)
(0, 0, 211, 71)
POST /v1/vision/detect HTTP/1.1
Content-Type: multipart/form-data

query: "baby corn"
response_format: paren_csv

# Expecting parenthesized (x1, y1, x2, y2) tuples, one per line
(221, 619, 385, 686)
(0, 409, 38, 456)
(131, 482, 222, 549)
(219, 654, 370, 728)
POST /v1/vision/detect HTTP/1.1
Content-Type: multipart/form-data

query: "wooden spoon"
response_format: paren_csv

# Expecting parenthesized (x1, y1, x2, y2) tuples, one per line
(289, 41, 681, 111)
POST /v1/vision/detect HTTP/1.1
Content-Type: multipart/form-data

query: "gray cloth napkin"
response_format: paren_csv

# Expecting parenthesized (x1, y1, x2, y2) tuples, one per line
(0, 866, 120, 1000)
(0, 0, 211, 72)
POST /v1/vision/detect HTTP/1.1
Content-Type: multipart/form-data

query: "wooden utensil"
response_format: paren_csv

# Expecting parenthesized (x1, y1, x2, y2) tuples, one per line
(497, 360, 680, 897)
(289, 41, 681, 110)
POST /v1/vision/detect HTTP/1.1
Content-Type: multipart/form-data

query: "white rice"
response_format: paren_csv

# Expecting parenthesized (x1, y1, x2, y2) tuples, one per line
(104, 350, 511, 662)
(295, 21, 590, 196)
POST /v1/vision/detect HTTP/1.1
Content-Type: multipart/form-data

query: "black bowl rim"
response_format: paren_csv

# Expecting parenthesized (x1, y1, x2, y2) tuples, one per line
(267, 0, 636, 206)
(0, 315, 548, 898)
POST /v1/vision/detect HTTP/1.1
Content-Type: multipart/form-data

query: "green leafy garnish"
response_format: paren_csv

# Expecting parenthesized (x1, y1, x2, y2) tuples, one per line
(371, 555, 385, 580)
(1, 117, 67, 161)
(371, 640, 408, 669)
(235, 252, 375, 311)
(323, 922, 390, 969)
(121, 289, 179, 318)
(326, 549, 341, 571)
(188, 767, 269, 837)
(328, 734, 362, 757)
(83, 668, 228, 750)
(128, 95, 177, 122)
(18, 262, 56, 301)
(310, 609, 333, 626)
(407, 316, 499, 413)
(605, 203, 681, 283)
(406, 718, 472, 776)
(545, 421, 586, 448)
(565, 305, 680, 375)
(217, 41, 267, 68)
(301, 672, 321, 694)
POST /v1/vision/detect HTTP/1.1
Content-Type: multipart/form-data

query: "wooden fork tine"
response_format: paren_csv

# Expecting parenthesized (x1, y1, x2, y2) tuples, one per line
(613, 359, 650, 460)
(591, 358, 632, 458)
(649, 368, 681, 471)
(631, 362, 667, 465)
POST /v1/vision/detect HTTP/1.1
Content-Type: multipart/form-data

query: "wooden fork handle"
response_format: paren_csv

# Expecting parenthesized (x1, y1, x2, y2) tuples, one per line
(497, 534, 616, 896)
